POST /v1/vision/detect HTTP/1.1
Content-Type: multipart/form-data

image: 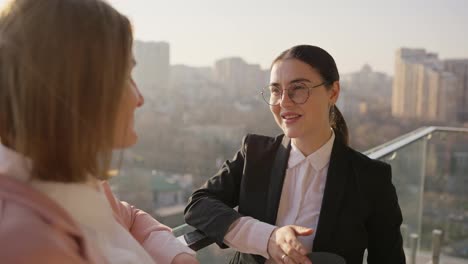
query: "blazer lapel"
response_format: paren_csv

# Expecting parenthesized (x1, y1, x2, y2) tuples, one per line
(313, 138, 350, 251)
(265, 135, 291, 225)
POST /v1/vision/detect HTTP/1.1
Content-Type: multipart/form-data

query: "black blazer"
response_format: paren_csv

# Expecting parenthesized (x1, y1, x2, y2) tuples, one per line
(184, 134, 406, 264)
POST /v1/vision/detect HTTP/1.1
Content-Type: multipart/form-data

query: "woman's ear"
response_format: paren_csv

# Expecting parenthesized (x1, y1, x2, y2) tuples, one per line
(329, 81, 340, 105)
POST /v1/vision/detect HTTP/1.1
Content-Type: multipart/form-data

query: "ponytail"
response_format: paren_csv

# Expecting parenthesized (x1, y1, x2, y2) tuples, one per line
(330, 105, 349, 146)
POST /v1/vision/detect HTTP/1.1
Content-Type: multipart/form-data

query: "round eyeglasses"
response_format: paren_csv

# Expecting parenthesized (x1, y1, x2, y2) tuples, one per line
(261, 81, 328, 106)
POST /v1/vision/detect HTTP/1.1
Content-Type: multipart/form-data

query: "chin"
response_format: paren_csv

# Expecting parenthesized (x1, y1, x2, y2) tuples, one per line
(114, 132, 138, 149)
(282, 127, 302, 139)
(125, 134, 138, 148)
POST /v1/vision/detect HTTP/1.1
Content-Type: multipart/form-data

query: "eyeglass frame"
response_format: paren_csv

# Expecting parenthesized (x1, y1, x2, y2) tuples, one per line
(261, 81, 330, 106)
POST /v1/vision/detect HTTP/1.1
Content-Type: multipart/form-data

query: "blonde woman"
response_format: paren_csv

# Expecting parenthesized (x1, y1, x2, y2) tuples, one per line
(0, 0, 198, 263)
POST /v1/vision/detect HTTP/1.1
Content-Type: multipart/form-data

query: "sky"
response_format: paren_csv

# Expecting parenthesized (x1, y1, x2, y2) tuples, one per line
(2, 0, 467, 74)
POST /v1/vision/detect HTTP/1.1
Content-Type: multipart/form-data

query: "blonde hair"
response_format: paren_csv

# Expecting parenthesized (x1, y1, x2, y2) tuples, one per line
(0, 0, 133, 182)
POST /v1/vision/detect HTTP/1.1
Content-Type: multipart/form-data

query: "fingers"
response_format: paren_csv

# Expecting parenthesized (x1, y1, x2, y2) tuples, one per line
(280, 233, 311, 264)
(283, 255, 298, 264)
(272, 245, 291, 263)
(269, 235, 302, 264)
(281, 242, 311, 264)
(290, 225, 314, 236)
(268, 226, 313, 264)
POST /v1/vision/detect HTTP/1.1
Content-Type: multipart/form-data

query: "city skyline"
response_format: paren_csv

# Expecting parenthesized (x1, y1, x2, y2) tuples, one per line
(135, 39, 465, 77)
(108, 0, 467, 75)
(0, 0, 465, 74)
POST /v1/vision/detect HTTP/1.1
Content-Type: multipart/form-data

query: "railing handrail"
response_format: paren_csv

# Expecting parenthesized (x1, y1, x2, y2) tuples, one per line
(365, 126, 468, 159)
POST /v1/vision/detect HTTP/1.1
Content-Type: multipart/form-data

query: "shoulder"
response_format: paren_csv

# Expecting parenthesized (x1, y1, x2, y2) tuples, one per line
(0, 202, 83, 263)
(240, 134, 285, 162)
(343, 146, 398, 211)
(345, 145, 392, 186)
(346, 146, 390, 173)
(243, 133, 284, 152)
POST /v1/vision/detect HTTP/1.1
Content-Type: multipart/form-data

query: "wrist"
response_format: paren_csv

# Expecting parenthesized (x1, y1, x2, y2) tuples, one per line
(267, 227, 278, 258)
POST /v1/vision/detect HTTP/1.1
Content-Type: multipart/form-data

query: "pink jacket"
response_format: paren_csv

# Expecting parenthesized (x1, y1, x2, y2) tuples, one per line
(0, 176, 191, 264)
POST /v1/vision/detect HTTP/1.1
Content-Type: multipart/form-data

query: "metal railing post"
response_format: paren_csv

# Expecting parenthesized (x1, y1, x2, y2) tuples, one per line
(431, 229, 443, 264)
(409, 233, 419, 264)
(401, 224, 409, 248)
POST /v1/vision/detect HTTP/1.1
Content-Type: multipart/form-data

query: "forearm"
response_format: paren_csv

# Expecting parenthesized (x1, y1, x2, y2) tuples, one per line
(223, 216, 277, 259)
(184, 194, 243, 246)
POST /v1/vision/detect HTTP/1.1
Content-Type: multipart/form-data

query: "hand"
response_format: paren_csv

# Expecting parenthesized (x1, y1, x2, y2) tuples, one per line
(267, 225, 313, 264)
(171, 253, 199, 264)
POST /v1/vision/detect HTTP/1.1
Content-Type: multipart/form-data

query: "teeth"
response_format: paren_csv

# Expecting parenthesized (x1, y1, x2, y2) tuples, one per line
(282, 114, 300, 119)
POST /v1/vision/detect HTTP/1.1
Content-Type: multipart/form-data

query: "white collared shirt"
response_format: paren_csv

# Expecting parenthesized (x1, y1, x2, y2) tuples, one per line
(224, 131, 335, 262)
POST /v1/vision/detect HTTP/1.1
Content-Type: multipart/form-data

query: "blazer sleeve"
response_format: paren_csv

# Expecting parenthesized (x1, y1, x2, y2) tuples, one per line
(184, 135, 248, 247)
(366, 163, 406, 264)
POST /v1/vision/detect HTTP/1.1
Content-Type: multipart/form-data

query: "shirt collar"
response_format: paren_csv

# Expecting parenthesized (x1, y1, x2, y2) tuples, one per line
(31, 180, 115, 234)
(288, 129, 335, 171)
(0, 141, 114, 233)
(0, 141, 32, 182)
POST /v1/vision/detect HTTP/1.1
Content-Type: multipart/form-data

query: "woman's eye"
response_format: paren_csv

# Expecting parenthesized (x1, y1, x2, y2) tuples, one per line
(292, 84, 306, 91)
(270, 87, 281, 95)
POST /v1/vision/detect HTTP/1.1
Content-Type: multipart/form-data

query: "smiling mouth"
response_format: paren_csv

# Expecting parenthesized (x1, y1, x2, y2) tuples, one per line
(280, 113, 302, 124)
(281, 113, 302, 120)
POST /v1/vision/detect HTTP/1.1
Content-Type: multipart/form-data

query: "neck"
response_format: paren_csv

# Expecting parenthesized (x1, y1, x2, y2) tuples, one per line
(85, 176, 101, 191)
(292, 126, 333, 156)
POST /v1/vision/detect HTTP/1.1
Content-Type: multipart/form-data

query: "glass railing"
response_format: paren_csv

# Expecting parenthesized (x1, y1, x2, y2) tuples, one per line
(366, 127, 468, 261)
(170, 126, 468, 263)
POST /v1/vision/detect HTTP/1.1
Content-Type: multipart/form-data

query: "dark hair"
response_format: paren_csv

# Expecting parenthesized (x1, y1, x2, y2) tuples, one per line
(272, 45, 349, 145)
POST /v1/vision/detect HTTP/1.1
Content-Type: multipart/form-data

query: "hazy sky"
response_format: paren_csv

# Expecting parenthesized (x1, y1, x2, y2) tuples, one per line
(2, 0, 467, 74)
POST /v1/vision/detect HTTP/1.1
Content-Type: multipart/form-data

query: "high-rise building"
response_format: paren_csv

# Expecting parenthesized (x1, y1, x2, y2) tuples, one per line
(392, 48, 459, 121)
(444, 60, 468, 122)
(214, 57, 268, 99)
(133, 41, 170, 100)
(339, 64, 393, 116)
(422, 69, 458, 121)
(170, 64, 222, 102)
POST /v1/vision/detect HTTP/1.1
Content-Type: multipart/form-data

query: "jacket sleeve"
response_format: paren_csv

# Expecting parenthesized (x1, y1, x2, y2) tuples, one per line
(0, 220, 90, 264)
(2, 247, 88, 264)
(366, 163, 406, 264)
(184, 135, 249, 247)
(102, 182, 195, 264)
